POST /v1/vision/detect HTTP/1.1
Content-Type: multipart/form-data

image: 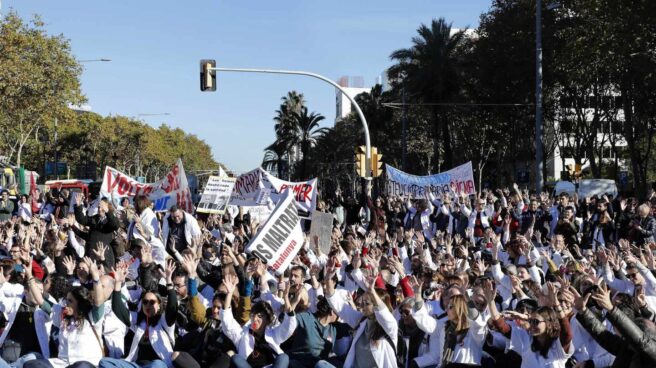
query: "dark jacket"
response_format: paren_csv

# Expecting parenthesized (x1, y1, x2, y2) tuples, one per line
(576, 307, 656, 368)
(636, 216, 656, 246)
(0, 200, 14, 221)
(74, 205, 120, 267)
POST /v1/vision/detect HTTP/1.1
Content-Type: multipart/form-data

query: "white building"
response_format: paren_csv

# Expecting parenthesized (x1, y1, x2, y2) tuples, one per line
(335, 86, 371, 121)
(547, 95, 628, 180)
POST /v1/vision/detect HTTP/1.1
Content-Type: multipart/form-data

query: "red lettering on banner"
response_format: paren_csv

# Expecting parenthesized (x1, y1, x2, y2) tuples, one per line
(176, 189, 192, 212)
(106, 170, 122, 193)
(301, 184, 313, 202)
(271, 239, 297, 271)
(234, 171, 260, 195)
(162, 165, 181, 193)
(117, 176, 133, 196)
(279, 183, 313, 203)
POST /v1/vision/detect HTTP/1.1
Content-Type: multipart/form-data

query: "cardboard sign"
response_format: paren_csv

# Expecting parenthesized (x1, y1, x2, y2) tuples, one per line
(386, 162, 476, 198)
(100, 158, 193, 213)
(309, 210, 334, 255)
(245, 190, 304, 275)
(230, 168, 317, 218)
(197, 176, 236, 215)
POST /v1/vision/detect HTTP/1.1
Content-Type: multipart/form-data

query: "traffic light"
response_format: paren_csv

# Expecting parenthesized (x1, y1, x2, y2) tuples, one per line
(200, 59, 216, 91)
(371, 147, 383, 177)
(355, 145, 369, 178)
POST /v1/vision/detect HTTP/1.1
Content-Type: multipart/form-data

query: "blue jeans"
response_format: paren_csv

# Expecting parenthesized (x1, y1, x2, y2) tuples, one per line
(98, 358, 168, 368)
(230, 353, 289, 368)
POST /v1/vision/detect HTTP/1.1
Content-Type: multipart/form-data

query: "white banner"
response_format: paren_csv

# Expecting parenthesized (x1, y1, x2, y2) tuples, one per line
(197, 176, 236, 214)
(100, 158, 193, 213)
(246, 190, 304, 275)
(230, 168, 317, 218)
(386, 162, 476, 198)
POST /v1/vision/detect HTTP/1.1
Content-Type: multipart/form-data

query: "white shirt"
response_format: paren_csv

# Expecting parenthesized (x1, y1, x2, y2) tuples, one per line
(508, 325, 573, 368)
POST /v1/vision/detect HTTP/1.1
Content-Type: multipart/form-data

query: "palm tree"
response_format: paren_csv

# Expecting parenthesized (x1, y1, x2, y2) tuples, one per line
(262, 140, 288, 179)
(292, 106, 327, 180)
(273, 91, 305, 171)
(389, 18, 467, 171)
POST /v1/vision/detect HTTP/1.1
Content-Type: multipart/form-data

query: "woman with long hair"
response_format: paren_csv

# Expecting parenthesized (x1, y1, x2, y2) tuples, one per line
(485, 281, 573, 368)
(408, 276, 488, 368)
(324, 256, 398, 368)
(98, 260, 178, 368)
(25, 259, 106, 368)
(221, 273, 296, 368)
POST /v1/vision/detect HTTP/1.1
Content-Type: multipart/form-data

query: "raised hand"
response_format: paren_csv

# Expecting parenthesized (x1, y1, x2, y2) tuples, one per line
(62, 256, 76, 275)
(408, 275, 423, 296)
(222, 272, 239, 295)
(388, 256, 405, 277)
(83, 256, 100, 281)
(164, 259, 176, 284)
(590, 283, 614, 311)
(113, 262, 129, 285)
(92, 242, 108, 262)
(181, 253, 199, 279)
(482, 279, 497, 303)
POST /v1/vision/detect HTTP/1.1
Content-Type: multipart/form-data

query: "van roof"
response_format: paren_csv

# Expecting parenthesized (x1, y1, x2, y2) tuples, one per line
(45, 179, 91, 185)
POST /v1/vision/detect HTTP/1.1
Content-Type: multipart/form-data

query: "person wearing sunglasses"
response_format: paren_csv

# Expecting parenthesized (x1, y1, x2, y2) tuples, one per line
(98, 260, 178, 368)
(221, 273, 297, 368)
(324, 257, 398, 368)
(486, 281, 573, 368)
(395, 297, 427, 368)
(26, 260, 107, 368)
(170, 268, 247, 368)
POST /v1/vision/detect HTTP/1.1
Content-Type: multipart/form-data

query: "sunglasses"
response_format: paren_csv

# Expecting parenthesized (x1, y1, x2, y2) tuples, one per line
(142, 299, 158, 306)
(627, 272, 640, 280)
(400, 309, 412, 316)
(528, 318, 545, 326)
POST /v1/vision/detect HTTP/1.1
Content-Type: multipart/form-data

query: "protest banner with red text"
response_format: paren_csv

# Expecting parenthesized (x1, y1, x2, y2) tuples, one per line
(230, 168, 317, 218)
(386, 161, 476, 198)
(245, 190, 304, 275)
(100, 158, 193, 213)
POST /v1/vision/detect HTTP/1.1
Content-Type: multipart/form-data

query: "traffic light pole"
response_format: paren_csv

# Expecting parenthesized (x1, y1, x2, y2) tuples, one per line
(209, 67, 372, 179)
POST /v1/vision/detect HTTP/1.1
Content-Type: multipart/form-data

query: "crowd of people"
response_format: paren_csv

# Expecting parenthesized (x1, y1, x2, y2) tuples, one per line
(0, 183, 654, 368)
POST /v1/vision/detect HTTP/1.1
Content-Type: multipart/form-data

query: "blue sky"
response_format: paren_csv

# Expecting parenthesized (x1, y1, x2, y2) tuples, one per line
(3, 0, 491, 174)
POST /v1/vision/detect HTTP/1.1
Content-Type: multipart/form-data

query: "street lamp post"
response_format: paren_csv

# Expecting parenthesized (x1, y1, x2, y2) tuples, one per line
(209, 67, 373, 180)
(78, 59, 112, 62)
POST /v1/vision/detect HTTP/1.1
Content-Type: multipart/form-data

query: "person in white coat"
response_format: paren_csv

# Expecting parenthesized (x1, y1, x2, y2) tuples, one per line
(324, 256, 398, 368)
(128, 196, 165, 266)
(221, 273, 296, 368)
(26, 258, 107, 368)
(98, 260, 178, 368)
(161, 206, 201, 255)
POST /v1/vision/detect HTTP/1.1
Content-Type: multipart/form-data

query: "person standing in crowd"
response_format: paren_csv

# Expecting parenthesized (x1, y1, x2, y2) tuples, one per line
(161, 206, 201, 256)
(128, 196, 165, 265)
(74, 196, 120, 268)
(0, 190, 15, 222)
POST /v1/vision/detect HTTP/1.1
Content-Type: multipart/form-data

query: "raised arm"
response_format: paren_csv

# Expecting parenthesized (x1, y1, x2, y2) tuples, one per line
(163, 259, 178, 326)
(111, 262, 131, 326)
